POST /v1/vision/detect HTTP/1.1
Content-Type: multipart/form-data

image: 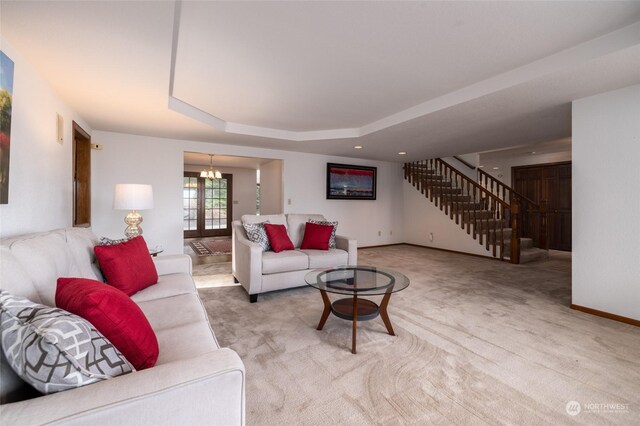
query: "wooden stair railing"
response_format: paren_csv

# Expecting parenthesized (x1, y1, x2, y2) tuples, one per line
(404, 159, 514, 262)
(477, 168, 549, 250)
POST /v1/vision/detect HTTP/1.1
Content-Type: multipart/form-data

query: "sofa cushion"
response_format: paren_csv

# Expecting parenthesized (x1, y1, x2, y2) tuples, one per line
(301, 248, 349, 269)
(0, 291, 134, 394)
(286, 214, 326, 248)
(300, 222, 334, 251)
(5, 230, 82, 307)
(309, 220, 338, 248)
(130, 272, 196, 304)
(94, 236, 159, 296)
(241, 213, 287, 226)
(264, 224, 294, 253)
(65, 228, 104, 281)
(154, 322, 220, 365)
(137, 293, 210, 332)
(56, 278, 159, 371)
(262, 250, 309, 274)
(0, 247, 41, 303)
(242, 221, 271, 252)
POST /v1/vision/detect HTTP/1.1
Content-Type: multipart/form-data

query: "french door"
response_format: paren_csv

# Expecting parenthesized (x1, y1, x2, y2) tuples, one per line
(183, 172, 233, 238)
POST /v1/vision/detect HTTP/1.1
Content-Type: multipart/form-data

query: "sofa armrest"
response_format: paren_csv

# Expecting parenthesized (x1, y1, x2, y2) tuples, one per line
(153, 254, 192, 276)
(336, 235, 357, 265)
(0, 349, 245, 426)
(232, 232, 263, 296)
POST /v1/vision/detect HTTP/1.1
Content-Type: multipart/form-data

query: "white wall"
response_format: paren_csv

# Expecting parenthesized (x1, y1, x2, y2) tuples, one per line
(572, 84, 640, 321)
(403, 180, 495, 257)
(0, 39, 92, 238)
(259, 160, 283, 215)
(91, 131, 405, 254)
(184, 164, 256, 221)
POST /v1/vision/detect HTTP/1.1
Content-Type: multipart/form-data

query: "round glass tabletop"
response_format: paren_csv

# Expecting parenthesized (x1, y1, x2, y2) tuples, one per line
(305, 265, 410, 296)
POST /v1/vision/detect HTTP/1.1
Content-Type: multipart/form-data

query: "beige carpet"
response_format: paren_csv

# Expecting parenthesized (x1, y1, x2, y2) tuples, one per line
(198, 245, 639, 425)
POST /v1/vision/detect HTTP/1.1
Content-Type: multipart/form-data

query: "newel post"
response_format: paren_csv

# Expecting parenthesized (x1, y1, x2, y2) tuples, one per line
(510, 197, 521, 264)
(539, 200, 549, 250)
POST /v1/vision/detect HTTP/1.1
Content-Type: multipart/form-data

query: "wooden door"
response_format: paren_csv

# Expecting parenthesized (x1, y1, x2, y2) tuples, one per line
(512, 162, 571, 251)
(183, 172, 233, 238)
(72, 122, 91, 227)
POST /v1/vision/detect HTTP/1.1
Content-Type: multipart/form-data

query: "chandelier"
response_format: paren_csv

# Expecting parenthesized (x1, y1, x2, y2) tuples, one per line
(200, 154, 222, 180)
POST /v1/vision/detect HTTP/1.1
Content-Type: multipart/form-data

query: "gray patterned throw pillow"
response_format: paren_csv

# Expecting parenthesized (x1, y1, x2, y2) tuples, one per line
(0, 290, 134, 394)
(98, 236, 130, 246)
(242, 221, 271, 252)
(309, 220, 338, 248)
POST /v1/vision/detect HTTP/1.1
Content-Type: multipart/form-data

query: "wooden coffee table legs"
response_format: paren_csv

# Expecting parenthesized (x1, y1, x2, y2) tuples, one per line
(379, 292, 395, 336)
(352, 295, 358, 354)
(316, 290, 395, 354)
(317, 290, 332, 330)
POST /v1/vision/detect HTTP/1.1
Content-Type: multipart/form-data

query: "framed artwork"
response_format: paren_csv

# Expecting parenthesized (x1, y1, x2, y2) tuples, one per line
(326, 163, 377, 200)
(0, 50, 14, 204)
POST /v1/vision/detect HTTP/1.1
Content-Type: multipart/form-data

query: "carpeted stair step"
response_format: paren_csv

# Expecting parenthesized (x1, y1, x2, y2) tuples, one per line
(504, 247, 549, 264)
(503, 237, 533, 250)
(473, 218, 507, 229)
(452, 202, 485, 211)
(461, 210, 494, 221)
(447, 194, 472, 202)
(432, 187, 463, 195)
(487, 228, 512, 242)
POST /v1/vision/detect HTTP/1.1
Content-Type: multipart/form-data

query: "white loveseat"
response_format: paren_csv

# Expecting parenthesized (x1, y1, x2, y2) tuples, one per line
(0, 227, 245, 425)
(232, 213, 357, 302)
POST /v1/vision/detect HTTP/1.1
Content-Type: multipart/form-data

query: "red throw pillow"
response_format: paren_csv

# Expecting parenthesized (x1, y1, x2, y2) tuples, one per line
(94, 236, 158, 296)
(264, 224, 294, 253)
(55, 277, 159, 370)
(300, 222, 334, 250)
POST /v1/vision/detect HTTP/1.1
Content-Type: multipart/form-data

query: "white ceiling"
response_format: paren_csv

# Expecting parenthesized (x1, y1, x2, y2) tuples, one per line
(183, 152, 271, 170)
(2, 1, 640, 162)
(479, 138, 572, 164)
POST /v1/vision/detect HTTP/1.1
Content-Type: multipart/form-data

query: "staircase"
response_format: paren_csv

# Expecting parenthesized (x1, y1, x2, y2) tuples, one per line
(404, 158, 548, 264)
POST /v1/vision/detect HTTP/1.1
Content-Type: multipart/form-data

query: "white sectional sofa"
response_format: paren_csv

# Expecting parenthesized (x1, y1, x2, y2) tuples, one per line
(232, 213, 357, 302)
(0, 227, 245, 425)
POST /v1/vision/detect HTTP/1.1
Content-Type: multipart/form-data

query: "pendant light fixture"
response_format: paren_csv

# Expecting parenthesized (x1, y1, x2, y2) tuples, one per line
(200, 154, 222, 180)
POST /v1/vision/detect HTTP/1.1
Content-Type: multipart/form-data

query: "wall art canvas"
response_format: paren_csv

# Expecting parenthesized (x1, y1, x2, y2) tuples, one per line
(326, 163, 377, 200)
(0, 50, 14, 204)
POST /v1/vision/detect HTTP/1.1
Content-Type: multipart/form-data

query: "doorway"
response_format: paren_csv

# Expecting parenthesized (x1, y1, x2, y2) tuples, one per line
(72, 121, 91, 227)
(183, 172, 233, 238)
(512, 161, 571, 251)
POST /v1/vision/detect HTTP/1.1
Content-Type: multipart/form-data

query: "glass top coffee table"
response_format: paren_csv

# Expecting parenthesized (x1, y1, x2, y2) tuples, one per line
(305, 266, 410, 354)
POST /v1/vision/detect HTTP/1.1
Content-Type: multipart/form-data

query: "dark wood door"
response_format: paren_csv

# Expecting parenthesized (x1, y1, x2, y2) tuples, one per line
(72, 122, 91, 227)
(183, 172, 233, 238)
(512, 162, 571, 251)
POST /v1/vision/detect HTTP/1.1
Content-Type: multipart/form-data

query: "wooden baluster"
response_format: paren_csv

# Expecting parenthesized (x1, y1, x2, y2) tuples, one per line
(499, 205, 505, 261)
(485, 197, 490, 251)
(466, 181, 471, 234)
(456, 173, 461, 225)
(492, 198, 497, 257)
(539, 199, 548, 250)
(478, 189, 483, 246)
(440, 161, 446, 213)
(510, 197, 521, 264)
(429, 160, 435, 203)
(450, 167, 455, 219)
(419, 161, 424, 195)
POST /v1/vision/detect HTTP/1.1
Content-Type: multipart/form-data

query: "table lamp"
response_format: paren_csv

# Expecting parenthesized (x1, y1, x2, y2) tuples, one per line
(113, 184, 154, 238)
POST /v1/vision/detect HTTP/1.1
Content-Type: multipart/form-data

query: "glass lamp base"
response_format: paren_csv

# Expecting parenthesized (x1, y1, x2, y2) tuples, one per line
(124, 210, 143, 239)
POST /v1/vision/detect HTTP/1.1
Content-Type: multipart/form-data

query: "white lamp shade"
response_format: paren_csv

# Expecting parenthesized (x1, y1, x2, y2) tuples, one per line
(113, 184, 154, 210)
